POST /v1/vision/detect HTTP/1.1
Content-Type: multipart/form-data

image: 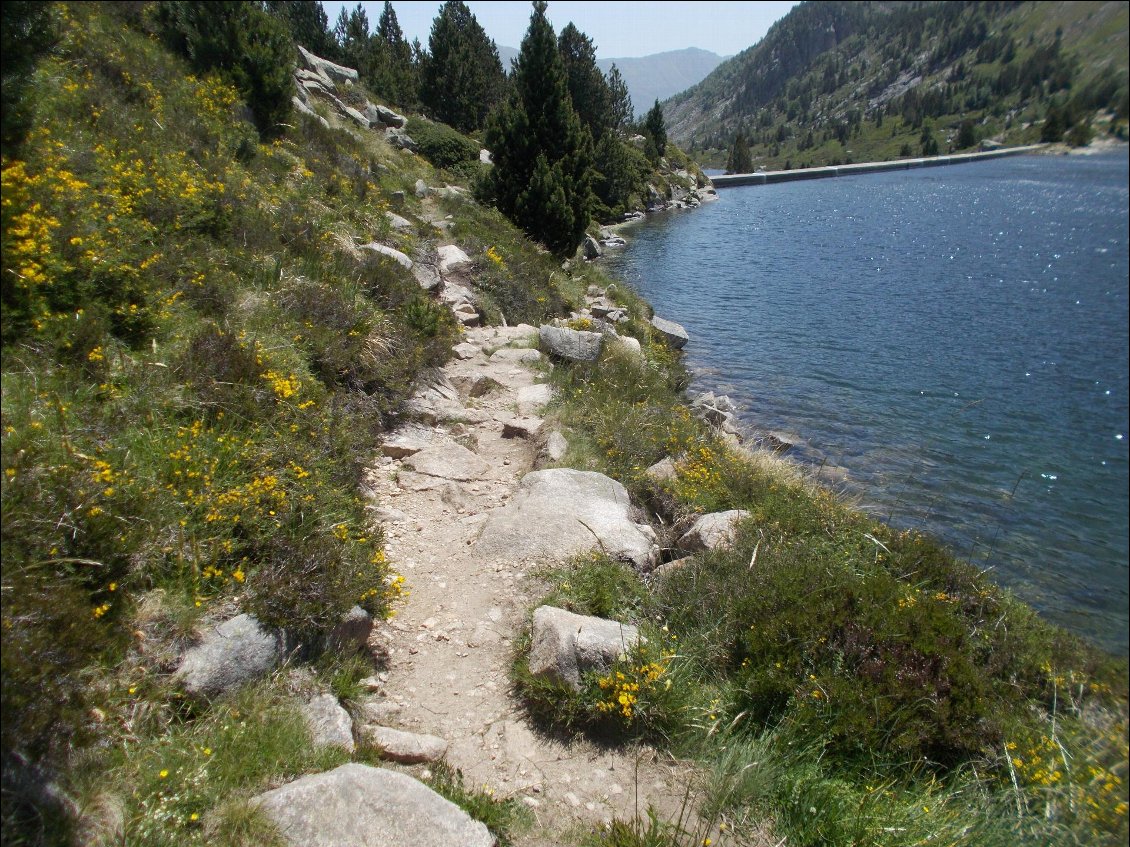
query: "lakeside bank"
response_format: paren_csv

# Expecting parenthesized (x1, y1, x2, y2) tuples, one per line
(712, 144, 1046, 188)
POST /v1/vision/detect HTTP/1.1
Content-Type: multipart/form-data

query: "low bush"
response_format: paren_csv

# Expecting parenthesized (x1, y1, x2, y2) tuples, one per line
(406, 116, 481, 171)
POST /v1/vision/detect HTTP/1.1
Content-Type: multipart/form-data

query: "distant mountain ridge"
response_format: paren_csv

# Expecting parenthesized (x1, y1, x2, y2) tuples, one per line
(663, 0, 1129, 169)
(595, 48, 726, 116)
(496, 45, 725, 117)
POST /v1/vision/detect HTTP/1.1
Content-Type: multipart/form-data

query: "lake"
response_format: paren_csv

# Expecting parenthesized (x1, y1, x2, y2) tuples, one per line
(605, 149, 1130, 655)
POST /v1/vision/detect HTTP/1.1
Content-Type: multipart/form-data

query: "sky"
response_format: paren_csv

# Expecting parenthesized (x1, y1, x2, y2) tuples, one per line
(318, 1, 800, 59)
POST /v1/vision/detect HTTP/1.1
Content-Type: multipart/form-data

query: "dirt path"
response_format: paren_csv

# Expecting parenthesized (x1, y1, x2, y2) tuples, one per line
(361, 324, 693, 845)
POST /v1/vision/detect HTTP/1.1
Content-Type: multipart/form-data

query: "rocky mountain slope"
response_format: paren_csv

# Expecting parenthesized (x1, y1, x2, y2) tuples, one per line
(664, 0, 1129, 168)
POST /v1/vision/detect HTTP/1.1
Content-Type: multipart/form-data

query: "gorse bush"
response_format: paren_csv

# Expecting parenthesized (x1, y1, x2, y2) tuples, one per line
(1, 7, 452, 831)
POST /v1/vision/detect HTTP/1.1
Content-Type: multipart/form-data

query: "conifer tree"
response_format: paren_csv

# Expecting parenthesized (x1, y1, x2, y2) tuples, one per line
(606, 63, 633, 129)
(726, 128, 753, 174)
(334, 3, 370, 78)
(264, 0, 336, 60)
(643, 98, 667, 160)
(484, 1, 593, 256)
(369, 1, 415, 107)
(421, 1, 504, 133)
(558, 23, 611, 141)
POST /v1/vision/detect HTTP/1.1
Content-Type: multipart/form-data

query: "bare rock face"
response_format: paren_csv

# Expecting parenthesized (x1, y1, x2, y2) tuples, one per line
(527, 606, 640, 690)
(474, 468, 658, 569)
(253, 764, 493, 847)
(678, 509, 751, 552)
(174, 614, 286, 701)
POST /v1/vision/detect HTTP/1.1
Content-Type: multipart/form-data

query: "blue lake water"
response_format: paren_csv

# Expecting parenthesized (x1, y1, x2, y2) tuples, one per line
(606, 150, 1130, 655)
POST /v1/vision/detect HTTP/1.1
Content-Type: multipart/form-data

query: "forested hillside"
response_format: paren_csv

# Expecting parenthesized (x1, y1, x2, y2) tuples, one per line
(665, 0, 1129, 170)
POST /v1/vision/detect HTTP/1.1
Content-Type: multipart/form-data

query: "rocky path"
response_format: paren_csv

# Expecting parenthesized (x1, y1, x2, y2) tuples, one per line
(359, 323, 691, 845)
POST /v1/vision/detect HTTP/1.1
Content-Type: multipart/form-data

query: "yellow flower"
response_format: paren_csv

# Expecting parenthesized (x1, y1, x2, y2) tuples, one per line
(159, 769, 169, 779)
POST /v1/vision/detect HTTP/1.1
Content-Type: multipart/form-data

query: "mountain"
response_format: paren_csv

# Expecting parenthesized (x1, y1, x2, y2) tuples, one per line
(664, 0, 1129, 170)
(494, 45, 724, 117)
(596, 47, 726, 116)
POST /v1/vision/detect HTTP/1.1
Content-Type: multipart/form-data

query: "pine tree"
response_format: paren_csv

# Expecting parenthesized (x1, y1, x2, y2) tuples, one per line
(334, 3, 370, 78)
(558, 23, 611, 141)
(643, 98, 667, 160)
(420, 1, 505, 133)
(369, 1, 415, 107)
(484, 1, 593, 256)
(605, 63, 633, 130)
(726, 128, 752, 174)
(264, 0, 336, 60)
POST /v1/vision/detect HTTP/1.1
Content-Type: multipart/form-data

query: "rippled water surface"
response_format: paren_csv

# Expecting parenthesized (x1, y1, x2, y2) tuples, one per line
(606, 150, 1129, 654)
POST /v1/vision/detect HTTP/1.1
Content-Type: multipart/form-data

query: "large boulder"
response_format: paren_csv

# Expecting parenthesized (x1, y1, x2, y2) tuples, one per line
(539, 324, 603, 363)
(650, 315, 689, 349)
(437, 244, 473, 278)
(474, 468, 658, 569)
(528, 606, 640, 690)
(679, 509, 751, 552)
(253, 764, 493, 847)
(174, 614, 286, 701)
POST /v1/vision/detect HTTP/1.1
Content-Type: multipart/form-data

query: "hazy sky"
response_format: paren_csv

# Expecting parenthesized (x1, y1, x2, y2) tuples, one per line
(319, 1, 800, 59)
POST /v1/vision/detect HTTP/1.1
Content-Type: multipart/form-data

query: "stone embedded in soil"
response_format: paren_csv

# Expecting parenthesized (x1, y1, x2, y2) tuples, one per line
(253, 764, 492, 847)
(402, 443, 491, 481)
(650, 315, 689, 349)
(174, 613, 286, 701)
(302, 694, 355, 752)
(678, 509, 751, 552)
(501, 417, 544, 440)
(527, 605, 641, 690)
(516, 383, 554, 415)
(490, 347, 542, 365)
(474, 468, 658, 569)
(366, 726, 448, 764)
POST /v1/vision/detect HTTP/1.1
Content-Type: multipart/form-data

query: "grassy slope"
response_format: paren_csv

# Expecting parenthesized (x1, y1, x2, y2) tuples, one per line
(1, 4, 1126, 847)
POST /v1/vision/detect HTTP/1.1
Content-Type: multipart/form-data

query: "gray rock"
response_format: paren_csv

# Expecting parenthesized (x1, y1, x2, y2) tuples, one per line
(253, 764, 492, 847)
(385, 211, 412, 231)
(475, 469, 658, 569)
(544, 430, 568, 462)
(452, 341, 480, 360)
(610, 334, 642, 358)
(359, 242, 412, 270)
(516, 383, 553, 415)
(303, 694, 355, 752)
(650, 315, 689, 349)
(528, 606, 640, 690)
(295, 66, 334, 90)
(342, 105, 372, 129)
(374, 103, 407, 128)
(297, 46, 359, 86)
(464, 374, 502, 398)
(690, 392, 737, 428)
(437, 244, 473, 277)
(589, 301, 617, 319)
(502, 417, 544, 440)
(644, 457, 677, 484)
(366, 726, 448, 764)
(390, 190, 406, 209)
(380, 427, 434, 459)
(582, 235, 602, 260)
(292, 96, 330, 129)
(479, 148, 493, 164)
(328, 605, 372, 654)
(489, 347, 542, 365)
(410, 261, 442, 292)
(539, 324, 604, 363)
(385, 128, 417, 151)
(414, 178, 430, 198)
(402, 443, 490, 481)
(652, 555, 696, 580)
(175, 614, 286, 700)
(679, 510, 751, 552)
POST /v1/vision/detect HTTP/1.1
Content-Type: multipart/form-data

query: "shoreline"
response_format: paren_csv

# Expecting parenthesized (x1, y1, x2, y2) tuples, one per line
(711, 143, 1047, 188)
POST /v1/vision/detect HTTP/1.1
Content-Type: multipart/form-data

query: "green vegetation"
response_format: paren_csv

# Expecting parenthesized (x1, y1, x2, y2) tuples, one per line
(419, 0, 506, 132)
(667, 0, 1129, 170)
(516, 330, 1129, 845)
